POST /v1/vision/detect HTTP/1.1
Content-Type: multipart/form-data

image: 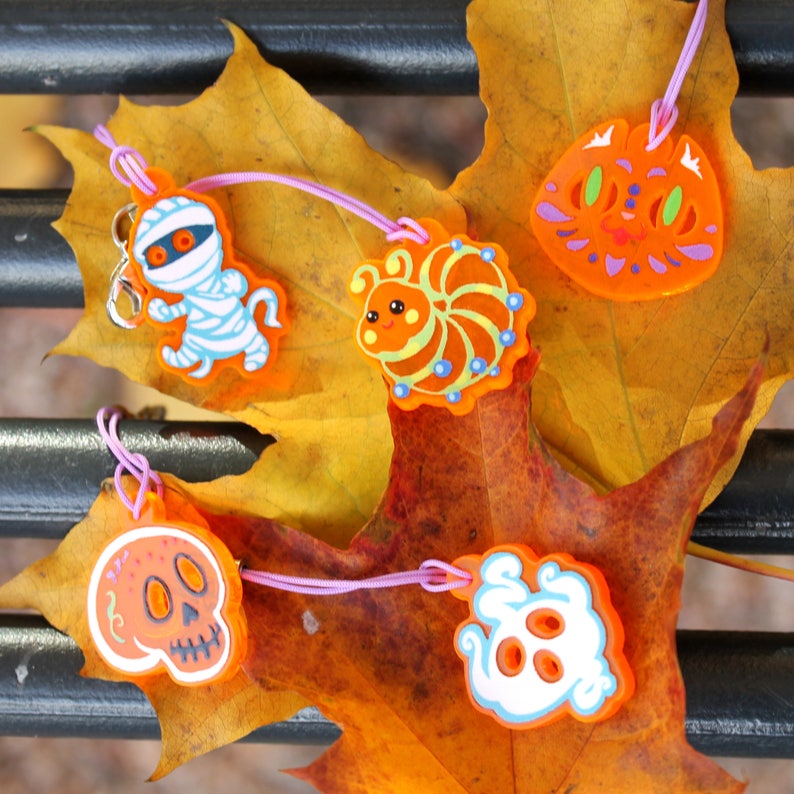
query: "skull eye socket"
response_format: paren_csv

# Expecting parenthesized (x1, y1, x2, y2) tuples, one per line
(533, 649, 564, 683)
(172, 229, 195, 253)
(145, 245, 168, 267)
(144, 576, 173, 622)
(526, 608, 565, 639)
(174, 553, 208, 596)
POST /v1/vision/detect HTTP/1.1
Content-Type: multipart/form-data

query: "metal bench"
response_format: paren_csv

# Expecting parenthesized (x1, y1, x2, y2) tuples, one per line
(1, 0, 793, 777)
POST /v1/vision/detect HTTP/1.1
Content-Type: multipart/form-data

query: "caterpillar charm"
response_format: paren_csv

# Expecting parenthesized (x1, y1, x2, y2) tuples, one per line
(126, 168, 288, 384)
(349, 218, 536, 414)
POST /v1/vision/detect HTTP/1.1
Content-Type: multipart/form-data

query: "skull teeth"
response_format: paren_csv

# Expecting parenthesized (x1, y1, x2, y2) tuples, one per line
(169, 622, 222, 663)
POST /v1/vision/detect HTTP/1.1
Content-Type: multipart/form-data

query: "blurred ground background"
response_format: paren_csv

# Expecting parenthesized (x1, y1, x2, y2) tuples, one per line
(0, 87, 792, 792)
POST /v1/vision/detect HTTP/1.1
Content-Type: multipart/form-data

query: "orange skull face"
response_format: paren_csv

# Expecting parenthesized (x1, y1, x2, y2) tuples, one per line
(87, 524, 246, 686)
(531, 119, 723, 300)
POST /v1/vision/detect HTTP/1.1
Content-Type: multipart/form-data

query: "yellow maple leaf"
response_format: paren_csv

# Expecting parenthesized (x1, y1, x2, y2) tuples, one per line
(451, 0, 794, 496)
(46, 23, 466, 545)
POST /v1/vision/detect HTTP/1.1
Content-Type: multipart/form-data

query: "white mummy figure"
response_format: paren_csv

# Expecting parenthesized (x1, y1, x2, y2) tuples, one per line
(131, 194, 283, 380)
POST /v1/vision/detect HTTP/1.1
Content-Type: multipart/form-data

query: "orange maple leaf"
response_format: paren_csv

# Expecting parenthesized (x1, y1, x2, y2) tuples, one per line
(207, 349, 757, 792)
(0, 349, 758, 790)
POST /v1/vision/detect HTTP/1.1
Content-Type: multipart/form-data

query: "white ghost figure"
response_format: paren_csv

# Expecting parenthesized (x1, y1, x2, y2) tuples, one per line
(455, 549, 620, 727)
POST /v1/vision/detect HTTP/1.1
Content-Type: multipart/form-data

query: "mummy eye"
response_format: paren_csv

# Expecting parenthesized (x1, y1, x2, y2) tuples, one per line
(366, 310, 379, 323)
(145, 245, 168, 267)
(389, 300, 405, 315)
(172, 229, 195, 253)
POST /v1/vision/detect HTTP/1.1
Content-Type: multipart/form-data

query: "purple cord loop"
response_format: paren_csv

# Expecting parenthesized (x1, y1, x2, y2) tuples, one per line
(96, 406, 471, 598)
(93, 126, 429, 244)
(646, 0, 708, 151)
(96, 406, 163, 519)
(94, 125, 158, 196)
(240, 558, 472, 596)
(185, 172, 429, 245)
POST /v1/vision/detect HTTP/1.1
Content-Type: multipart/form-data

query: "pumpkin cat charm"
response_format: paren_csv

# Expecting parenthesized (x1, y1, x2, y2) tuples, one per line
(349, 218, 536, 414)
(531, 119, 723, 301)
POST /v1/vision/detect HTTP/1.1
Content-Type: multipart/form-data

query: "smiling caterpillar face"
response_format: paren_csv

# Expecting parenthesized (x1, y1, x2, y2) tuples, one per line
(531, 119, 723, 301)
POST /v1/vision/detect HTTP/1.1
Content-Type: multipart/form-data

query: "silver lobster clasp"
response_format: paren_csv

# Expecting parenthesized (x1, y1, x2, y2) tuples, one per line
(106, 203, 145, 329)
(107, 257, 144, 329)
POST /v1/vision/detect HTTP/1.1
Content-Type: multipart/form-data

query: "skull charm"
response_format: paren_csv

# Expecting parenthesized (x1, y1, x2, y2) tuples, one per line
(451, 545, 633, 729)
(87, 518, 246, 686)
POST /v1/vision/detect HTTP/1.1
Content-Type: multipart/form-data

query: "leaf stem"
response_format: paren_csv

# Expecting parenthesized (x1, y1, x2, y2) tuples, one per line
(687, 541, 794, 583)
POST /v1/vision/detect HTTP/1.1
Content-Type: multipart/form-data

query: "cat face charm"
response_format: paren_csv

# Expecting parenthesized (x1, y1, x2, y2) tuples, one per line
(531, 119, 722, 301)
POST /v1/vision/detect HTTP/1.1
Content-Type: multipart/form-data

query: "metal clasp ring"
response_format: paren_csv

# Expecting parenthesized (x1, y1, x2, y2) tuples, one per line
(106, 203, 145, 329)
(107, 258, 144, 329)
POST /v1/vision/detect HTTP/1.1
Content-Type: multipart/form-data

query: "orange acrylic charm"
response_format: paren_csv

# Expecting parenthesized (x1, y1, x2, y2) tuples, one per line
(126, 168, 289, 384)
(87, 494, 247, 686)
(450, 544, 633, 729)
(531, 119, 723, 301)
(348, 218, 536, 414)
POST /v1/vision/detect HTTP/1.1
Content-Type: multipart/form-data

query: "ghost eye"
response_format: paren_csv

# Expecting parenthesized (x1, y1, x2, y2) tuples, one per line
(526, 608, 565, 639)
(145, 245, 168, 267)
(366, 310, 379, 323)
(174, 553, 208, 596)
(172, 229, 195, 253)
(533, 650, 564, 683)
(389, 300, 405, 315)
(496, 637, 526, 677)
(144, 576, 173, 622)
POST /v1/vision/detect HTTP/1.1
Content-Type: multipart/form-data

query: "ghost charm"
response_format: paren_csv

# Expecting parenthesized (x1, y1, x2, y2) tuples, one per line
(87, 498, 247, 686)
(127, 168, 288, 384)
(451, 545, 633, 729)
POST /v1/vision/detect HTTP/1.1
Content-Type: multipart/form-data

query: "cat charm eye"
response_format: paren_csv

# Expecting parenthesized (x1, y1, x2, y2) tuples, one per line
(531, 119, 723, 301)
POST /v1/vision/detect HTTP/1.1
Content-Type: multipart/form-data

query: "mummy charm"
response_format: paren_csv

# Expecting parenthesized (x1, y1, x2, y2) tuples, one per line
(126, 168, 288, 384)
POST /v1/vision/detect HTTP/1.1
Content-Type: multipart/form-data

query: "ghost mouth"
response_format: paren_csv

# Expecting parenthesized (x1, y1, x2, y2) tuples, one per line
(169, 622, 223, 663)
(600, 217, 647, 246)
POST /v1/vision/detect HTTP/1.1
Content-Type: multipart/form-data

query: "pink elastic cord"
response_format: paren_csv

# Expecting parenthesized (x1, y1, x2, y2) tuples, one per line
(94, 125, 158, 196)
(646, 0, 708, 151)
(94, 127, 429, 245)
(241, 558, 472, 595)
(96, 406, 164, 519)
